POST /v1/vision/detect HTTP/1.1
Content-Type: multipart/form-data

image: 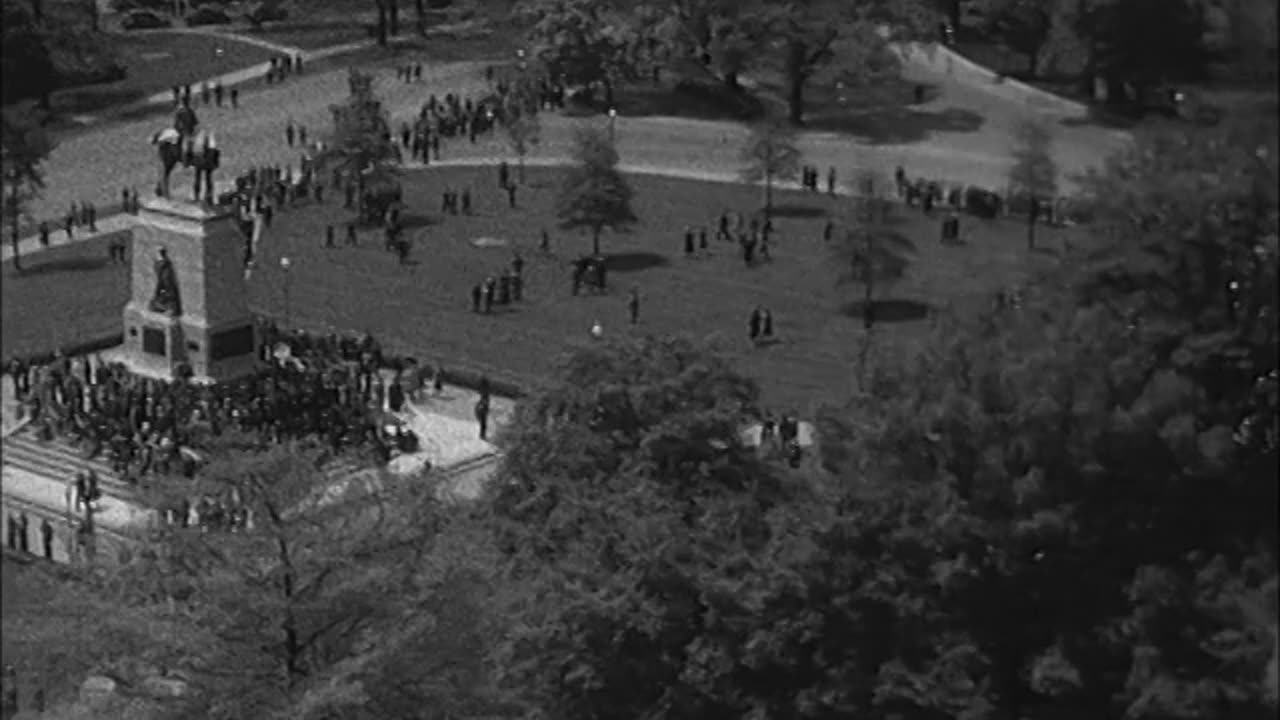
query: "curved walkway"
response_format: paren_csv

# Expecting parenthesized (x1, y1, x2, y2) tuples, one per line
(5, 42, 1131, 264)
(74, 29, 379, 127)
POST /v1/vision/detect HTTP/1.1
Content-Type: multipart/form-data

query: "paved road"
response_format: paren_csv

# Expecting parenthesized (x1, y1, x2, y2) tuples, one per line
(16, 40, 1128, 238)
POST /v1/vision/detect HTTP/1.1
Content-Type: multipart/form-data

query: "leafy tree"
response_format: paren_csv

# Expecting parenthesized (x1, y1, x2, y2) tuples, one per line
(645, 0, 770, 91)
(1076, 0, 1212, 105)
(1007, 118, 1058, 249)
(1, 0, 60, 106)
(738, 116, 801, 221)
(756, 0, 935, 125)
(830, 180, 917, 329)
(319, 68, 400, 199)
(554, 124, 637, 255)
(518, 0, 636, 106)
(976, 0, 1056, 76)
(485, 334, 841, 719)
(1, 102, 55, 271)
(809, 105, 1279, 720)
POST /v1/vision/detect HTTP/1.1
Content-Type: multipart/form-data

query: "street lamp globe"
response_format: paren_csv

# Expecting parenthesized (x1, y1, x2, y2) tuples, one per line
(608, 108, 616, 119)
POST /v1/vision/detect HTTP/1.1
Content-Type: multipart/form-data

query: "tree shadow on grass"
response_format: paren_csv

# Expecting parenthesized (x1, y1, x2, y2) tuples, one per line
(399, 213, 438, 231)
(604, 252, 670, 273)
(13, 257, 112, 276)
(815, 106, 986, 145)
(50, 87, 147, 118)
(840, 299, 931, 324)
(770, 204, 828, 219)
(565, 78, 767, 123)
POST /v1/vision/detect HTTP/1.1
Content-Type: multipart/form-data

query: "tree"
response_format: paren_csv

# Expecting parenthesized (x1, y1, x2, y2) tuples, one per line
(977, 0, 1055, 76)
(757, 0, 934, 125)
(319, 69, 400, 201)
(1074, 0, 1211, 106)
(555, 125, 637, 256)
(738, 117, 801, 222)
(115, 438, 442, 719)
(504, 111, 541, 185)
(807, 106, 1279, 720)
(2, 0, 60, 107)
(1007, 118, 1058, 250)
(375, 0, 388, 46)
(1, 102, 55, 271)
(502, 69, 543, 184)
(518, 0, 637, 107)
(485, 335, 841, 719)
(645, 0, 769, 91)
(830, 180, 917, 329)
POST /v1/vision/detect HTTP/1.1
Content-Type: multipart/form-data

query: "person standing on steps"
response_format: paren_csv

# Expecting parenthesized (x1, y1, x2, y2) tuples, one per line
(17, 513, 29, 554)
(40, 519, 53, 560)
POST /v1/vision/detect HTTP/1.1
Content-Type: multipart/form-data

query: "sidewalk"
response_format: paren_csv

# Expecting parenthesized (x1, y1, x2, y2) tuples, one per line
(102, 34, 378, 124)
(1, 465, 156, 533)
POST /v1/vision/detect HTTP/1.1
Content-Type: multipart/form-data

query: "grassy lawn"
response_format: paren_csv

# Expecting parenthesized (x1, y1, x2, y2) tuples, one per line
(243, 22, 371, 50)
(1, 168, 1080, 412)
(1, 555, 96, 710)
(45, 31, 280, 119)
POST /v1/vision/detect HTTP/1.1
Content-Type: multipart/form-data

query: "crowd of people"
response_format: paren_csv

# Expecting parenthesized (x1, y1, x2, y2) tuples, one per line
(5, 324, 451, 492)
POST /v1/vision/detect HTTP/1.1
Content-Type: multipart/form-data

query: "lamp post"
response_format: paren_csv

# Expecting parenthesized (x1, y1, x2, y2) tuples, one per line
(608, 107, 617, 144)
(280, 256, 292, 328)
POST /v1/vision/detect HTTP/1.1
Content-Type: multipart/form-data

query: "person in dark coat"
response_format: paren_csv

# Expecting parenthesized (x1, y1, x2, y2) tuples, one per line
(628, 285, 640, 324)
(474, 396, 490, 440)
(749, 306, 762, 341)
(17, 513, 29, 553)
(40, 519, 54, 559)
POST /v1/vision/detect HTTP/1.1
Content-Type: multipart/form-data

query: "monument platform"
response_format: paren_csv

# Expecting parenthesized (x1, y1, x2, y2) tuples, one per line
(117, 196, 260, 384)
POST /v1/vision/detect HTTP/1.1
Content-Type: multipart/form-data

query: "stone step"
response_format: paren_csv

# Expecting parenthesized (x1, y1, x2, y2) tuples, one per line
(3, 433, 136, 500)
(5, 429, 376, 512)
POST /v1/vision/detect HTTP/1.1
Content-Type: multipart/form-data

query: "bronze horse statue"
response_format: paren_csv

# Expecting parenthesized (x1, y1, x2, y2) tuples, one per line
(151, 102, 221, 203)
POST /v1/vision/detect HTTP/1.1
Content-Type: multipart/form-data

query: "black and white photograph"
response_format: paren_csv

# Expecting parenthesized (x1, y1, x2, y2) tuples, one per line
(0, 0, 1276, 716)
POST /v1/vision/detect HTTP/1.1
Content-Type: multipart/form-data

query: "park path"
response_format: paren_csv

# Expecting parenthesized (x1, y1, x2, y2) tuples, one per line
(5, 43, 1130, 263)
(69, 29, 378, 127)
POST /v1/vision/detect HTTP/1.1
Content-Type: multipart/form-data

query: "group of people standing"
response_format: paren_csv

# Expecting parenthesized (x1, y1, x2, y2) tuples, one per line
(470, 252, 526, 313)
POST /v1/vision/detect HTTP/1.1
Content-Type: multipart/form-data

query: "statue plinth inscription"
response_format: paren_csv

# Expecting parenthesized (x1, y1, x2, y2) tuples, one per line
(116, 196, 259, 383)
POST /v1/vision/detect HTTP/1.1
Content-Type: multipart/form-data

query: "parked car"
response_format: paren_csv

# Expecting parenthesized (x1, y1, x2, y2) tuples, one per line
(122, 9, 172, 28)
(185, 7, 231, 25)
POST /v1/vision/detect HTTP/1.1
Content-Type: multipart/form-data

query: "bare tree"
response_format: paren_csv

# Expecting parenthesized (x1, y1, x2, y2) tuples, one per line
(1008, 118, 1059, 249)
(738, 116, 801, 223)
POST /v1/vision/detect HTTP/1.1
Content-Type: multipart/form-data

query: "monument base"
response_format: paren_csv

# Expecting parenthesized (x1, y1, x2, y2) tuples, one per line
(119, 302, 259, 384)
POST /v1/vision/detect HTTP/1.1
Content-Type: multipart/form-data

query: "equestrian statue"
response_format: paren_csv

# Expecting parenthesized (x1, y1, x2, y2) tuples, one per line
(151, 100, 222, 203)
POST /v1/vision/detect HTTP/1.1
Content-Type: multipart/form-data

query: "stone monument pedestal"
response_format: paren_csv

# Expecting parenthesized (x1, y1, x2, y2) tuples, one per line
(106, 196, 259, 384)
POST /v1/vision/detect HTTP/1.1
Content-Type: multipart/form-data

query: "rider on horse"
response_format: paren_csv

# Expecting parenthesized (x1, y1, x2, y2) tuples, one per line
(152, 101, 220, 202)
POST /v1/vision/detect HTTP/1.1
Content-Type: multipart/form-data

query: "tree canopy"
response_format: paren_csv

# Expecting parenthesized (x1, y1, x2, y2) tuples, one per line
(320, 69, 401, 186)
(554, 124, 637, 255)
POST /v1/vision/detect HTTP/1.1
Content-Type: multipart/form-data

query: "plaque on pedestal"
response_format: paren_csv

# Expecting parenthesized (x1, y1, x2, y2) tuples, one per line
(108, 196, 260, 383)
